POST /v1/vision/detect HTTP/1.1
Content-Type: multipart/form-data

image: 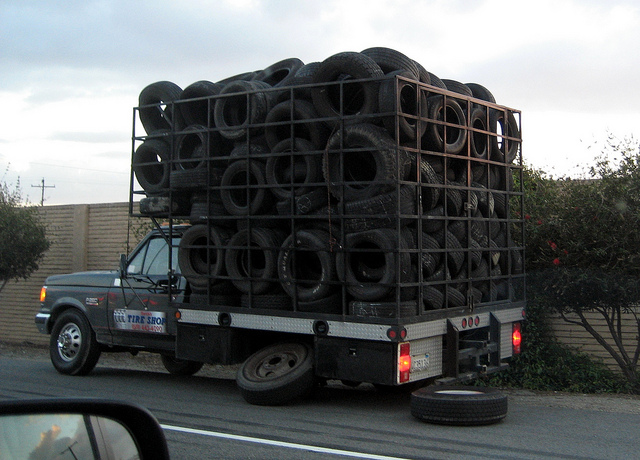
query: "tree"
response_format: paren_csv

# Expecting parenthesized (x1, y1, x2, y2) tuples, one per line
(524, 135, 640, 392)
(0, 179, 51, 294)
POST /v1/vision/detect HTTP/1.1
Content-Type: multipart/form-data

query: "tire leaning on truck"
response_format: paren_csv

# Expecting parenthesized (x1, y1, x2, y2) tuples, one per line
(236, 342, 315, 405)
(49, 310, 101, 376)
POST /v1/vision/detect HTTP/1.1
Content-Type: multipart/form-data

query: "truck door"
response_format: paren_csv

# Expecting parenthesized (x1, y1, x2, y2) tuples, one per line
(107, 234, 183, 350)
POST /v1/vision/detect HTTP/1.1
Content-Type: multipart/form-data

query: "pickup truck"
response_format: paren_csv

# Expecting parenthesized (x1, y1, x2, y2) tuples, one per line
(34, 225, 202, 376)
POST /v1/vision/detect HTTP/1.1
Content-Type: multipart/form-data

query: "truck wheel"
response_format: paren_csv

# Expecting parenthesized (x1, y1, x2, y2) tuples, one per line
(411, 385, 508, 426)
(160, 355, 204, 376)
(49, 310, 101, 376)
(237, 342, 315, 406)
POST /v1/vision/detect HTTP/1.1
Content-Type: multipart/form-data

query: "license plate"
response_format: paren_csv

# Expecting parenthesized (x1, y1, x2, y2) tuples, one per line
(411, 354, 430, 372)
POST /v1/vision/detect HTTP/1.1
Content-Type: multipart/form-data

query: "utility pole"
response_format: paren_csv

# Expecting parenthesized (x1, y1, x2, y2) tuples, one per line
(31, 178, 55, 206)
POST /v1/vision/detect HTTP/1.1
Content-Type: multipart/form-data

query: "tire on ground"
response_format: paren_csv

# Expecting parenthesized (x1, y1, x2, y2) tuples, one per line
(411, 385, 508, 425)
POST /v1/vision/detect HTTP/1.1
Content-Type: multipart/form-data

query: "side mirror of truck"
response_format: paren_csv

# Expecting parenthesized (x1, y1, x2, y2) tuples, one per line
(119, 254, 127, 279)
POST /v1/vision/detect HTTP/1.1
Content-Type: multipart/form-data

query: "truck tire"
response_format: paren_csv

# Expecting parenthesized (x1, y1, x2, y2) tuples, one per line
(220, 159, 273, 216)
(237, 342, 315, 405)
(264, 99, 328, 150)
(360, 47, 420, 79)
(160, 355, 204, 376)
(178, 225, 231, 292)
(411, 385, 508, 425)
(49, 310, 101, 376)
(252, 57, 304, 88)
(214, 80, 272, 141)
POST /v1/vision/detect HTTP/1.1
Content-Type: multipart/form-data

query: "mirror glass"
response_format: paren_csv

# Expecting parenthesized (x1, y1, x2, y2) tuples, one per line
(0, 413, 140, 459)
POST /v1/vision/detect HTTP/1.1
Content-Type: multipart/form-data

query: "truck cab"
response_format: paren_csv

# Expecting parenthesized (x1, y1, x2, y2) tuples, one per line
(35, 225, 190, 375)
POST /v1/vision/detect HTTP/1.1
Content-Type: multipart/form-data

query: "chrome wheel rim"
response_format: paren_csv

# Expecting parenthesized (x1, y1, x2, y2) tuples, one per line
(57, 322, 82, 362)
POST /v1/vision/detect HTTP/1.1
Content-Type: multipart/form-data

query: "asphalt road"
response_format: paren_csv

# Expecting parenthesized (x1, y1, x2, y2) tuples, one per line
(1, 344, 639, 459)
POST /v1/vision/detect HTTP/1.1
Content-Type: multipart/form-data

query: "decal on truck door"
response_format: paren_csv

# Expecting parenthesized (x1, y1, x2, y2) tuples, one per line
(113, 309, 167, 333)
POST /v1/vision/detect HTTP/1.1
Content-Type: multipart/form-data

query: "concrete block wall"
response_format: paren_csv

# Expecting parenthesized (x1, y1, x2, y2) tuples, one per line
(0, 202, 140, 347)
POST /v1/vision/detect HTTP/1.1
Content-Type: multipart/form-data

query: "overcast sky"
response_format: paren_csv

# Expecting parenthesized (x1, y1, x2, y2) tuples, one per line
(1, 0, 639, 205)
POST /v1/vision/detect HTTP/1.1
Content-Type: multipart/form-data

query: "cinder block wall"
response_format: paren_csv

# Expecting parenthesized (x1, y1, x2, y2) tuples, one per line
(0, 202, 141, 347)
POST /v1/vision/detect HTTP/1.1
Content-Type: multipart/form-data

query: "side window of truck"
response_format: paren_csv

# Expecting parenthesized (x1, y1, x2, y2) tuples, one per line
(127, 237, 180, 276)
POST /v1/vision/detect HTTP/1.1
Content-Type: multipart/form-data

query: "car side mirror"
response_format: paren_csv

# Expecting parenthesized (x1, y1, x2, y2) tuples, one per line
(0, 398, 170, 460)
(119, 253, 127, 278)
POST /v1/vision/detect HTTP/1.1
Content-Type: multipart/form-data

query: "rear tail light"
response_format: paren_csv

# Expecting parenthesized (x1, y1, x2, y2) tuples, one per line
(398, 342, 411, 383)
(512, 322, 522, 354)
(39, 286, 47, 303)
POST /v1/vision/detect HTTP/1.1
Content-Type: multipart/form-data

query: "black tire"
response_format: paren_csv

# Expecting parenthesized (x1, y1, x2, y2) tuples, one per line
(424, 96, 467, 155)
(378, 70, 428, 141)
(178, 224, 231, 292)
(342, 186, 416, 232)
(264, 99, 328, 150)
(337, 228, 412, 301)
(411, 385, 508, 425)
(427, 72, 447, 90)
(360, 47, 420, 79)
(275, 188, 328, 216)
(161, 355, 204, 376)
(138, 81, 183, 134)
(266, 138, 323, 200)
(214, 80, 272, 141)
(278, 229, 337, 302)
(220, 159, 272, 216)
(324, 123, 411, 202)
(468, 107, 489, 160)
(412, 60, 432, 85)
(465, 82, 496, 104)
(49, 310, 101, 376)
(225, 228, 285, 295)
(252, 57, 304, 87)
(179, 80, 223, 127)
(132, 139, 171, 195)
(237, 342, 315, 406)
(489, 109, 520, 164)
(442, 79, 473, 98)
(311, 51, 383, 124)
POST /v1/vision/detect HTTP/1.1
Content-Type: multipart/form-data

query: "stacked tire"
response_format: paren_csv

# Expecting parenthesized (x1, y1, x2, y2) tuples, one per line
(132, 47, 524, 317)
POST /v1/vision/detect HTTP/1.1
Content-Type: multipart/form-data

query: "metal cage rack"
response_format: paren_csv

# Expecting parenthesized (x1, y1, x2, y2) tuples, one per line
(129, 74, 525, 323)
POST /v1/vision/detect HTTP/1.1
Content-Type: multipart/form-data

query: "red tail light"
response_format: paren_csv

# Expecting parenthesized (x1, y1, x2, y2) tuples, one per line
(398, 342, 411, 383)
(512, 322, 522, 354)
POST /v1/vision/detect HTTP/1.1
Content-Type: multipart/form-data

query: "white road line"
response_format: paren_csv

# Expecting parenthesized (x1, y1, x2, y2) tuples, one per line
(161, 424, 412, 460)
